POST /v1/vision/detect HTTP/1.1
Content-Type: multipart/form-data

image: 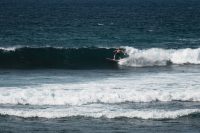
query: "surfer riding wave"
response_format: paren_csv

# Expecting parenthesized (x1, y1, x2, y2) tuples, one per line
(113, 48, 126, 60)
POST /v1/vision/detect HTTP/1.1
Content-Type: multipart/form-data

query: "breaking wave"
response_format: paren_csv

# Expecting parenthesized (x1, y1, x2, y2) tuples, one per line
(1, 81, 200, 106)
(1, 46, 200, 68)
(119, 47, 200, 67)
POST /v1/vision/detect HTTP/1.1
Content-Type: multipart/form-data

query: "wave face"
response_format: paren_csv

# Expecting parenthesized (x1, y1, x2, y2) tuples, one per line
(119, 47, 200, 67)
(1, 46, 200, 69)
(0, 47, 116, 69)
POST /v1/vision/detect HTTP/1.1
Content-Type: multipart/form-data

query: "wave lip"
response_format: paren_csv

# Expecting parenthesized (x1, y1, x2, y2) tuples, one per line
(119, 47, 200, 67)
(0, 47, 17, 51)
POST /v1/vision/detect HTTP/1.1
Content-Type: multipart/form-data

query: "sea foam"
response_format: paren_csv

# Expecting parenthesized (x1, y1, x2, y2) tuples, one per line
(0, 75, 200, 106)
(0, 106, 198, 119)
(119, 47, 200, 67)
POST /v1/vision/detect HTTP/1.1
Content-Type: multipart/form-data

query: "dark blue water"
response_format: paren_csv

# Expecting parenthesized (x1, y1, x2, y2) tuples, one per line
(1, 0, 200, 48)
(1, 0, 200, 132)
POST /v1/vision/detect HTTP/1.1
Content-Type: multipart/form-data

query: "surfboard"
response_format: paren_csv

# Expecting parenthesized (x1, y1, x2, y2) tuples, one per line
(106, 58, 119, 62)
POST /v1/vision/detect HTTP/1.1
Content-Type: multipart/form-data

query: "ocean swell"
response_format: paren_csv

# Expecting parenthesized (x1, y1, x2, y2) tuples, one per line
(0, 47, 116, 69)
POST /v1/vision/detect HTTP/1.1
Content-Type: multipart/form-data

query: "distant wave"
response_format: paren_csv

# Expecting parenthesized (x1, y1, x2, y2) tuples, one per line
(119, 47, 200, 67)
(1, 46, 200, 69)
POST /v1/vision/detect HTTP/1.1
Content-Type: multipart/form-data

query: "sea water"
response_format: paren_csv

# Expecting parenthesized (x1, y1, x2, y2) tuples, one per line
(0, 0, 200, 132)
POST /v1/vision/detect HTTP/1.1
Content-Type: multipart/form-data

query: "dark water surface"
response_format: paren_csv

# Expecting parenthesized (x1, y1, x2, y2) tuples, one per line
(1, 0, 200, 48)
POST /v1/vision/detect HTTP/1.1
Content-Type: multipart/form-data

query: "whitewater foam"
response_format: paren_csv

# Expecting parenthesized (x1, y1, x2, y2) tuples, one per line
(0, 106, 198, 119)
(1, 72, 200, 106)
(119, 47, 200, 67)
(0, 47, 17, 51)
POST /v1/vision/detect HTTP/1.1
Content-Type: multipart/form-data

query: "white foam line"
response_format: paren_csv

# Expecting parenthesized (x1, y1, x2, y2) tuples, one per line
(0, 107, 199, 119)
(0, 47, 17, 51)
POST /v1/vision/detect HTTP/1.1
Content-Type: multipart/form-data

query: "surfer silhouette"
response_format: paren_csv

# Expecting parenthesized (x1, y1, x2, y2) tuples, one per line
(113, 48, 125, 60)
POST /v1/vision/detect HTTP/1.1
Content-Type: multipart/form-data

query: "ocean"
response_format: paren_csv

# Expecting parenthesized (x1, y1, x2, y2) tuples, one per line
(1, 0, 200, 132)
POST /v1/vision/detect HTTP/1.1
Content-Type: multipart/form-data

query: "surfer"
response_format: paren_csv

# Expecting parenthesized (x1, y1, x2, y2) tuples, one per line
(113, 48, 125, 60)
